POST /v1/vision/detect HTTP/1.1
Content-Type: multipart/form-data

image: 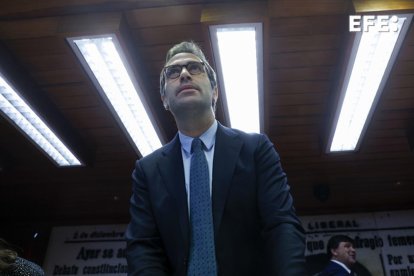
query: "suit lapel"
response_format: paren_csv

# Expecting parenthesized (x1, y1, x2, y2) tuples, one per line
(212, 124, 243, 234)
(157, 135, 190, 250)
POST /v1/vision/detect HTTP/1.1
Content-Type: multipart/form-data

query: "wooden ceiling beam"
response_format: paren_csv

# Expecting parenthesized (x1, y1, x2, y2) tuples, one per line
(268, 0, 351, 18)
(201, 2, 267, 23)
(0, 17, 59, 39)
(353, 0, 414, 13)
(0, 0, 196, 20)
(0, 13, 122, 39)
(57, 12, 124, 37)
(126, 5, 202, 28)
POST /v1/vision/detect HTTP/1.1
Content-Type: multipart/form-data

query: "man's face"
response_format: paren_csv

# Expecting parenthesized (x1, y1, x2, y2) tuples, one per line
(331, 241, 356, 268)
(161, 53, 217, 115)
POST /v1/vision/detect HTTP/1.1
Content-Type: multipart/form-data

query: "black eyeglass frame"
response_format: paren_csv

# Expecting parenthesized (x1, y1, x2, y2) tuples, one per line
(163, 61, 206, 80)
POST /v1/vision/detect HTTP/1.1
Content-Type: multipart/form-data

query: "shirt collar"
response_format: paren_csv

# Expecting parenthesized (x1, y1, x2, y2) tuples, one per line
(331, 260, 351, 274)
(179, 120, 218, 155)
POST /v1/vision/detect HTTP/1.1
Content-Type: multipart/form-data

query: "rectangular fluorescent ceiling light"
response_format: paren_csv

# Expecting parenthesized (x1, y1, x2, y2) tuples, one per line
(0, 74, 82, 166)
(327, 14, 412, 152)
(68, 35, 162, 157)
(210, 23, 263, 133)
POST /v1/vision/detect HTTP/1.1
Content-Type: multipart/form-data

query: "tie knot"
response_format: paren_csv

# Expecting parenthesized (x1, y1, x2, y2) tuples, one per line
(191, 138, 203, 153)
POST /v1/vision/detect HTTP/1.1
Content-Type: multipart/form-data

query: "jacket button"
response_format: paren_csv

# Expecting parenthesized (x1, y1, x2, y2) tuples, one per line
(183, 258, 188, 266)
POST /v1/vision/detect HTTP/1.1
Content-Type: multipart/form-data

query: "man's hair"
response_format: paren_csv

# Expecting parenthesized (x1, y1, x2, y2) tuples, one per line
(159, 41, 217, 97)
(326, 235, 354, 258)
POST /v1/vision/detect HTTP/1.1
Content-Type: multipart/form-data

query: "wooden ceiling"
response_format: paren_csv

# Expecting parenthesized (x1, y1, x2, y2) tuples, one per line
(1, 0, 414, 227)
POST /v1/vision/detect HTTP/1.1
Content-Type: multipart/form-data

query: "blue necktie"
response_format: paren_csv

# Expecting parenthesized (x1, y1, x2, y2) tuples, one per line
(187, 138, 217, 276)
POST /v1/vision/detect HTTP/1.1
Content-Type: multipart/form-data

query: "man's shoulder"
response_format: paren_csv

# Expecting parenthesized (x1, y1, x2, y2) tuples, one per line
(135, 135, 179, 165)
(218, 123, 266, 142)
(216, 124, 277, 155)
(320, 261, 349, 275)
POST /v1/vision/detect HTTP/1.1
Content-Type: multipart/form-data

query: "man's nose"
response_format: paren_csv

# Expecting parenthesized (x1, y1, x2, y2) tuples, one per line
(179, 67, 192, 80)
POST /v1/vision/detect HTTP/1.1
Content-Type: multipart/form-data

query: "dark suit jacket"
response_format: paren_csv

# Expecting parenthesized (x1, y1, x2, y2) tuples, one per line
(319, 261, 353, 276)
(125, 123, 306, 275)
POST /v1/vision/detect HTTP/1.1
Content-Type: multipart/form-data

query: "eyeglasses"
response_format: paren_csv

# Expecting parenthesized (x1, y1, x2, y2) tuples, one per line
(163, 61, 206, 80)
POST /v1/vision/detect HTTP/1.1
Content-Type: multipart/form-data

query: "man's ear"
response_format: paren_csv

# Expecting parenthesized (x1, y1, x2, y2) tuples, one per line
(161, 95, 169, 110)
(213, 87, 218, 102)
(212, 87, 219, 111)
(331, 248, 338, 257)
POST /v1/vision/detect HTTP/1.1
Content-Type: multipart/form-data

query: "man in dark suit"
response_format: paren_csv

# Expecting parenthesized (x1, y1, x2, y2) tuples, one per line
(125, 41, 306, 275)
(319, 235, 356, 276)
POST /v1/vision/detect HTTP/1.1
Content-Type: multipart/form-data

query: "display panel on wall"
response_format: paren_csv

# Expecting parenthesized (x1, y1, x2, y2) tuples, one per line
(303, 210, 414, 276)
(43, 224, 127, 275)
(43, 210, 414, 276)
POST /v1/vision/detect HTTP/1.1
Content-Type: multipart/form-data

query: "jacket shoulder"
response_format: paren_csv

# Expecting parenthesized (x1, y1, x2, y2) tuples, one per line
(218, 123, 268, 143)
(134, 135, 179, 167)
